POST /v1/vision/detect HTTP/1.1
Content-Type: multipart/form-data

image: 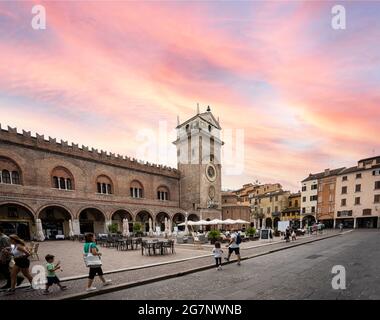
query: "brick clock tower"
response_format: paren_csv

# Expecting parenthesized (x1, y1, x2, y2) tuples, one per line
(174, 106, 223, 220)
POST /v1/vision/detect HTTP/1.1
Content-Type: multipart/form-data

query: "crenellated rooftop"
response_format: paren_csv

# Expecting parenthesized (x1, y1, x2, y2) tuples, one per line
(0, 124, 179, 178)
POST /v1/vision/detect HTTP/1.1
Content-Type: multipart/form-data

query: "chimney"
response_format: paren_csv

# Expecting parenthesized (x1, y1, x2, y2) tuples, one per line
(324, 168, 330, 176)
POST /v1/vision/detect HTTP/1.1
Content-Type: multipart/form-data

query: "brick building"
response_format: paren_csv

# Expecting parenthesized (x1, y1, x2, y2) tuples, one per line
(0, 107, 223, 240)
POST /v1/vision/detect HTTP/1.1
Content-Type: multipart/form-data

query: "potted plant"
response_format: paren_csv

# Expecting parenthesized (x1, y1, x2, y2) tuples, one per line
(208, 230, 221, 244)
(246, 227, 257, 240)
(107, 223, 119, 234)
(133, 222, 143, 237)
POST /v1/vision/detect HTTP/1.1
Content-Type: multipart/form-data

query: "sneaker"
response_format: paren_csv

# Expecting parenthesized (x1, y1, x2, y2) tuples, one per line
(218, 266, 222, 270)
(86, 287, 97, 292)
(60, 286, 68, 291)
(102, 279, 112, 286)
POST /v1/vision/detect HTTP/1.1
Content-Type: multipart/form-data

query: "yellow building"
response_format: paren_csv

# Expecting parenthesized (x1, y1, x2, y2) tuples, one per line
(281, 192, 301, 228)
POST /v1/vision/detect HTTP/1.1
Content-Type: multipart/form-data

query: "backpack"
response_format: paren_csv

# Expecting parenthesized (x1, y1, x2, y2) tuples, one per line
(236, 233, 242, 245)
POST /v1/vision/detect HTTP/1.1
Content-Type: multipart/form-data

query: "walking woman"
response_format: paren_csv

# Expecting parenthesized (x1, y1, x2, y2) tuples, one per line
(83, 233, 111, 291)
(6, 235, 34, 295)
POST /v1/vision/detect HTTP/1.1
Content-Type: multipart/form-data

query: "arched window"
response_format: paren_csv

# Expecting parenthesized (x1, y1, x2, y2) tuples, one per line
(51, 167, 74, 190)
(130, 180, 143, 198)
(3, 170, 11, 184)
(11, 171, 21, 185)
(157, 186, 170, 201)
(0, 157, 22, 185)
(96, 175, 113, 195)
(2, 170, 11, 184)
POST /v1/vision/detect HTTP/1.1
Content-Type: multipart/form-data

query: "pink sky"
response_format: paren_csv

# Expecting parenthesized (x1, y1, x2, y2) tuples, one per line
(0, 1, 379, 192)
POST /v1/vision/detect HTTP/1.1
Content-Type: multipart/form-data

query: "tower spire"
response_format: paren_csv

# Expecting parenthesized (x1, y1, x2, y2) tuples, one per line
(196, 103, 200, 114)
(177, 115, 180, 126)
(207, 105, 211, 112)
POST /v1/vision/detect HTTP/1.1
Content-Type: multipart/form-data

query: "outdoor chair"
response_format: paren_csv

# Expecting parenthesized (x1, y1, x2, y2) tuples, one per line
(29, 243, 39, 261)
(162, 240, 175, 254)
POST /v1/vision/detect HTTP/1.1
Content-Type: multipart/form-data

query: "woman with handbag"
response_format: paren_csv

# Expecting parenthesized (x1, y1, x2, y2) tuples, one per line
(5, 235, 34, 295)
(83, 233, 111, 292)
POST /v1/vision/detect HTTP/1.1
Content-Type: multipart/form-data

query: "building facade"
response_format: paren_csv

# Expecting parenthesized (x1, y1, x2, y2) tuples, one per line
(281, 192, 301, 228)
(0, 107, 223, 240)
(250, 184, 290, 229)
(316, 168, 345, 228)
(335, 157, 380, 229)
(301, 175, 319, 227)
(221, 192, 251, 224)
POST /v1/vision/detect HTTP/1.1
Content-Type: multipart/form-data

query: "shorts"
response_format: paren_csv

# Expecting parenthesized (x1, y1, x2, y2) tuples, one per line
(14, 257, 30, 269)
(228, 247, 240, 255)
(47, 276, 60, 286)
(88, 267, 103, 279)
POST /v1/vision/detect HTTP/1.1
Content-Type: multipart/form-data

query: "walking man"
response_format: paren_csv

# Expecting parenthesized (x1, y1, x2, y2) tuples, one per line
(224, 229, 241, 266)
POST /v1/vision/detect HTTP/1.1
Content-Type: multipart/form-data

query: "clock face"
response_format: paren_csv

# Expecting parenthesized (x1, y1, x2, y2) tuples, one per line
(206, 163, 217, 182)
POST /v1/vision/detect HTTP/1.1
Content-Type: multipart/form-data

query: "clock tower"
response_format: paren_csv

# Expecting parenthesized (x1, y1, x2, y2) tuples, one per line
(173, 105, 223, 220)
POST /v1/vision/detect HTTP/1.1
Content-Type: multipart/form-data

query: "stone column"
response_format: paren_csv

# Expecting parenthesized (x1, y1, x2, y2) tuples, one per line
(333, 219, 336, 229)
(72, 219, 81, 235)
(353, 218, 357, 229)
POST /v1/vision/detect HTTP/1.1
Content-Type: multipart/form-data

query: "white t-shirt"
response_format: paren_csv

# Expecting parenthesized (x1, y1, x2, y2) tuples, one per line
(229, 233, 240, 248)
(212, 248, 223, 258)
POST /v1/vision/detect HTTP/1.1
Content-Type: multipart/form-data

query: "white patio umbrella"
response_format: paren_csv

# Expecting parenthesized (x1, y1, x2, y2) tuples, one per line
(223, 219, 236, 225)
(235, 219, 250, 224)
(184, 214, 189, 235)
(68, 219, 74, 237)
(164, 217, 169, 235)
(168, 219, 172, 236)
(125, 218, 130, 237)
(148, 218, 153, 237)
(122, 219, 128, 237)
(36, 218, 45, 242)
(178, 220, 198, 226)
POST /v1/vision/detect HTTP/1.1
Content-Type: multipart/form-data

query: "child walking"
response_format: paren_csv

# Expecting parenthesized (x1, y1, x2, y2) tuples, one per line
(43, 254, 67, 295)
(212, 241, 223, 270)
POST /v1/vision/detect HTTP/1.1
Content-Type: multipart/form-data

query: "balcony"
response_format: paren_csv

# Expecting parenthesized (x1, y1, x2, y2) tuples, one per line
(272, 211, 281, 217)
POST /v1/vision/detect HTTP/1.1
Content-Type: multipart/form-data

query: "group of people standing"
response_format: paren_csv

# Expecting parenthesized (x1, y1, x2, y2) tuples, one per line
(0, 227, 111, 296)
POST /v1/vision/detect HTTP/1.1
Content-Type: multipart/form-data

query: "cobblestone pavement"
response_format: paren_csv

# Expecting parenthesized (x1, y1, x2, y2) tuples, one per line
(88, 230, 380, 300)
(0, 230, 342, 300)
